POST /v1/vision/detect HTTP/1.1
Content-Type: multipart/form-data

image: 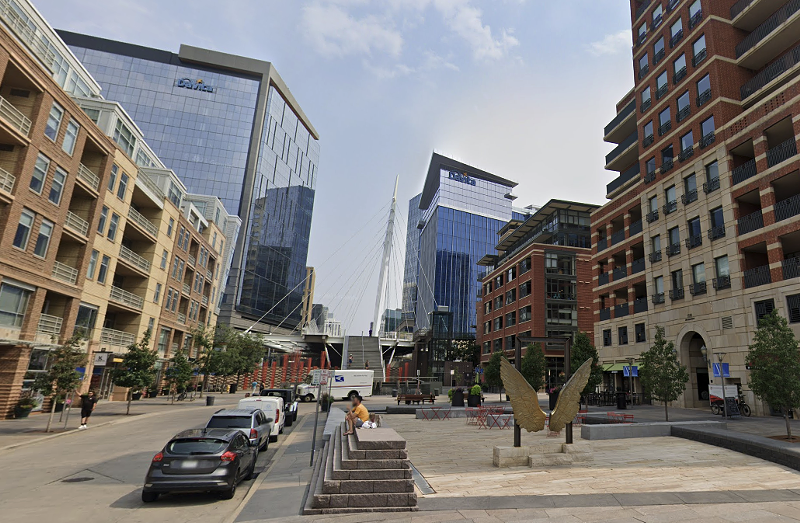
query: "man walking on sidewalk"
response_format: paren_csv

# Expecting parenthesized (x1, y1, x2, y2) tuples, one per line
(79, 391, 97, 430)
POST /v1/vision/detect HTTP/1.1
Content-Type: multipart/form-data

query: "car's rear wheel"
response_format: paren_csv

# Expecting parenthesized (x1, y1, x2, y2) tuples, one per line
(220, 469, 239, 500)
(141, 491, 159, 503)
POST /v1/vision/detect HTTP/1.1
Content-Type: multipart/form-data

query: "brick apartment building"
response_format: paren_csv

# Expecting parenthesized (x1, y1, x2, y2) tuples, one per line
(0, 1, 239, 416)
(477, 200, 597, 389)
(594, 0, 800, 414)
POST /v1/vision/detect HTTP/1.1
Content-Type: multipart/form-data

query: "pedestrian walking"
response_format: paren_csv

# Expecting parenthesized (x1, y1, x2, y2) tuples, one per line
(79, 391, 97, 430)
(348, 354, 353, 367)
(251, 380, 258, 394)
(364, 360, 369, 370)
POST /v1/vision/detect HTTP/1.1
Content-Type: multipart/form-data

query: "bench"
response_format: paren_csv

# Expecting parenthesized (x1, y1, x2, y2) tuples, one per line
(397, 393, 435, 405)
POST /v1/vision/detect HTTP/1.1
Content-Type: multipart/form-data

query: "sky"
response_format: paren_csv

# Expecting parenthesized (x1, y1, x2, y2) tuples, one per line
(35, 0, 635, 333)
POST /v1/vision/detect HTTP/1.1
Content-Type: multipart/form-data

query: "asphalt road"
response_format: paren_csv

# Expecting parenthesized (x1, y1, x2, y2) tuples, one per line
(0, 400, 311, 523)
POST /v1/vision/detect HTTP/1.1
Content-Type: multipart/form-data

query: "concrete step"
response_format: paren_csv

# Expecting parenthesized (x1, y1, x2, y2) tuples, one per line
(347, 431, 407, 458)
(353, 427, 407, 450)
(338, 427, 410, 470)
(322, 478, 415, 494)
(529, 454, 574, 467)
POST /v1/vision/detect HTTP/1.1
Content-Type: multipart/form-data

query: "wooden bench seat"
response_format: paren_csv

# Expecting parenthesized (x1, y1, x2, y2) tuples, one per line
(397, 393, 436, 405)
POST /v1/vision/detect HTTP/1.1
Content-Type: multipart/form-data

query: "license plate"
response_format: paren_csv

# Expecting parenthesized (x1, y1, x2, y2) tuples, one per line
(182, 460, 199, 468)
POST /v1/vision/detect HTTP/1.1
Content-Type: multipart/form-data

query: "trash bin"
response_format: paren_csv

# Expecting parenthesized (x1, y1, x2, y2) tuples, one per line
(206, 396, 215, 406)
(392, 389, 397, 397)
(616, 392, 627, 410)
(229, 383, 237, 394)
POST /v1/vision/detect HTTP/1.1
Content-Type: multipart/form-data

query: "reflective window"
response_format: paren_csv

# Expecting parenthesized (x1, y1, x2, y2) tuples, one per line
(13, 209, 34, 250)
(33, 220, 53, 257)
(62, 120, 79, 155)
(49, 168, 66, 205)
(45, 102, 63, 141)
(0, 283, 31, 327)
(87, 250, 99, 279)
(30, 153, 49, 194)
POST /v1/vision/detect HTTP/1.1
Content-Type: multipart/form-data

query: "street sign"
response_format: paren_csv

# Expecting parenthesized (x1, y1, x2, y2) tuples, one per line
(623, 365, 638, 377)
(93, 352, 109, 366)
(712, 363, 730, 378)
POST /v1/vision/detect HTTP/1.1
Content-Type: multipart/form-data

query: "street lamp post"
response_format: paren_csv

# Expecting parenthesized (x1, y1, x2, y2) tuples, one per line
(717, 351, 728, 420)
(627, 357, 635, 409)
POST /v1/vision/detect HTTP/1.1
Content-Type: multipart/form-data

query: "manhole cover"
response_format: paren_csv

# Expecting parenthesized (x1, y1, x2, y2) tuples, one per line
(62, 477, 94, 483)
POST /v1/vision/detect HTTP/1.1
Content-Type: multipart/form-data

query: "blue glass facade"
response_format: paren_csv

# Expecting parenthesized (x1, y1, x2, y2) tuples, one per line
(401, 193, 422, 322)
(414, 166, 514, 337)
(64, 35, 319, 329)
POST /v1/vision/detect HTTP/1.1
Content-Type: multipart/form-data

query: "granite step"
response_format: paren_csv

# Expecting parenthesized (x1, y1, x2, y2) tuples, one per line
(322, 477, 415, 494)
(338, 427, 410, 471)
(332, 430, 411, 480)
(353, 427, 407, 450)
(346, 431, 408, 459)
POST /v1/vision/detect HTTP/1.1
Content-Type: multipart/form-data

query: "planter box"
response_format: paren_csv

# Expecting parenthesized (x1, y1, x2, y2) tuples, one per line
(467, 394, 481, 407)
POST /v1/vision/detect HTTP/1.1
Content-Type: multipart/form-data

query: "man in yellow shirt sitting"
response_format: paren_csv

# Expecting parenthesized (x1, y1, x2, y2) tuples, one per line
(344, 394, 369, 435)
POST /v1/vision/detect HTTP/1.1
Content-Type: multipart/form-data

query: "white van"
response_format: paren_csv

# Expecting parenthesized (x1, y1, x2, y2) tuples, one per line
(296, 369, 374, 402)
(238, 396, 284, 441)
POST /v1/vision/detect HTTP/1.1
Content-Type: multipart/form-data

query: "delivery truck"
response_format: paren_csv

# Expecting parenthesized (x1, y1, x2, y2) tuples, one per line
(296, 369, 374, 402)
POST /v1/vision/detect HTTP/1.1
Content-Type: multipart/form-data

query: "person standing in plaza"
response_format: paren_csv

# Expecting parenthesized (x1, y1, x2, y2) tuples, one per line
(79, 391, 97, 430)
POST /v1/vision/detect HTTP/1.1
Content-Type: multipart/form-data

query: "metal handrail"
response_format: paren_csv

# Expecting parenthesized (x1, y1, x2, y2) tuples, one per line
(110, 286, 144, 309)
(52, 261, 78, 285)
(65, 211, 89, 237)
(136, 170, 166, 201)
(202, 295, 209, 306)
(741, 43, 800, 99)
(100, 327, 135, 347)
(182, 283, 191, 295)
(177, 312, 187, 324)
(736, 0, 800, 58)
(37, 314, 63, 336)
(766, 138, 798, 167)
(127, 207, 158, 237)
(775, 193, 800, 221)
(188, 254, 196, 266)
(738, 210, 764, 234)
(0, 164, 14, 193)
(77, 163, 100, 191)
(0, 95, 31, 136)
(743, 265, 772, 288)
(731, 158, 758, 185)
(119, 244, 151, 272)
(731, 0, 755, 19)
(604, 99, 636, 136)
(0, 0, 56, 70)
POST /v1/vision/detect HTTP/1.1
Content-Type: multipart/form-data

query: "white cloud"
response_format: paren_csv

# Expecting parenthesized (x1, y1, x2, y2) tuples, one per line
(432, 0, 519, 61)
(301, 3, 403, 57)
(587, 30, 631, 56)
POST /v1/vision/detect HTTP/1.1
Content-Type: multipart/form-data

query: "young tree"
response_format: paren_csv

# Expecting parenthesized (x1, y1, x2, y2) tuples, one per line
(746, 310, 800, 440)
(165, 350, 193, 403)
(191, 325, 215, 397)
(570, 332, 604, 409)
(639, 326, 689, 421)
(520, 343, 546, 391)
(484, 351, 505, 400)
(34, 334, 87, 432)
(113, 331, 157, 415)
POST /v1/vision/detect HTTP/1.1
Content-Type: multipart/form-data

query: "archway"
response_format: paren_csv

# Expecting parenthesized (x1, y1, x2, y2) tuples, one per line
(678, 330, 709, 409)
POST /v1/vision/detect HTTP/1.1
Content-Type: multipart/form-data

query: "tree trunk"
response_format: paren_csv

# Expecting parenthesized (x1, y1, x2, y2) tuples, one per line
(45, 393, 57, 432)
(200, 374, 208, 398)
(786, 408, 793, 441)
(664, 401, 669, 422)
(126, 390, 132, 415)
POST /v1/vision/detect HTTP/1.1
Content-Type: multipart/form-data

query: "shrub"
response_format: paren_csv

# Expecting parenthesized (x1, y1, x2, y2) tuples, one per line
(470, 384, 482, 396)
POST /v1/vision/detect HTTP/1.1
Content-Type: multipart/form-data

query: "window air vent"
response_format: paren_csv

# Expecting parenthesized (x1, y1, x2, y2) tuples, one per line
(721, 316, 733, 330)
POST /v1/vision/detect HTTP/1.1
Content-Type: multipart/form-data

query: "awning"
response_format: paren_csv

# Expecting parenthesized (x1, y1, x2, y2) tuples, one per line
(604, 362, 641, 372)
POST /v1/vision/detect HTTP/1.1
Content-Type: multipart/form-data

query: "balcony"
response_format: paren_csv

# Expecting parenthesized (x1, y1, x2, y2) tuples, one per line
(678, 146, 695, 162)
(775, 194, 800, 221)
(100, 327, 136, 348)
(638, 65, 650, 79)
(599, 272, 609, 286)
(685, 234, 703, 250)
(708, 225, 726, 241)
(135, 171, 166, 204)
(613, 265, 628, 280)
(615, 303, 630, 318)
(735, 0, 800, 69)
(0, 95, 31, 138)
(673, 66, 687, 84)
(127, 207, 158, 238)
(0, 165, 14, 201)
(666, 242, 681, 256)
(607, 163, 641, 196)
(682, 189, 698, 205)
(188, 253, 197, 266)
(766, 138, 798, 167)
(653, 13, 663, 29)
(743, 264, 772, 288)
(670, 287, 685, 300)
(119, 245, 152, 273)
(641, 98, 652, 113)
(738, 210, 764, 234)
(178, 312, 187, 324)
(52, 261, 78, 285)
(637, 31, 648, 46)
(697, 89, 712, 107)
(658, 121, 672, 136)
(741, 41, 800, 100)
(676, 105, 691, 123)
(700, 131, 716, 149)
(670, 30, 684, 49)
(605, 98, 637, 141)
(207, 269, 213, 280)
(654, 48, 665, 65)
(692, 48, 707, 67)
(77, 163, 100, 192)
(649, 250, 662, 263)
(37, 314, 63, 337)
(783, 257, 800, 279)
(182, 283, 191, 296)
(713, 275, 732, 290)
(631, 257, 646, 274)
(202, 295, 209, 306)
(660, 158, 674, 174)
(643, 134, 655, 147)
(109, 286, 144, 310)
(656, 83, 669, 100)
(731, 159, 758, 185)
(64, 211, 89, 238)
(652, 292, 665, 304)
(703, 177, 720, 193)
(663, 200, 678, 215)
(689, 9, 704, 29)
(644, 169, 658, 184)
(634, 297, 649, 314)
(630, 219, 643, 236)
(689, 281, 708, 296)
(605, 131, 639, 171)
(611, 229, 626, 246)
(598, 238, 608, 252)
(646, 209, 659, 223)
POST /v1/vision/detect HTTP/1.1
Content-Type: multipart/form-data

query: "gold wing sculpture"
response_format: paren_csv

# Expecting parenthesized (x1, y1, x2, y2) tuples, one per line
(500, 357, 594, 434)
(500, 359, 547, 432)
(549, 358, 593, 433)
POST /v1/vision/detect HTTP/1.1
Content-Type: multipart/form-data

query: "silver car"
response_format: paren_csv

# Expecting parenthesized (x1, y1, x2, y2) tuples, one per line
(205, 408, 274, 451)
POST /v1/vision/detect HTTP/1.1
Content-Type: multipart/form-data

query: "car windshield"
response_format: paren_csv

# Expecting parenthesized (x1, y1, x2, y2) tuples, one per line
(207, 415, 251, 428)
(167, 438, 228, 455)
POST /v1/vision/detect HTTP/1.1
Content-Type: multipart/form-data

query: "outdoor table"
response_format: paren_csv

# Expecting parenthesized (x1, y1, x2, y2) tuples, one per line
(422, 406, 451, 420)
(486, 412, 513, 429)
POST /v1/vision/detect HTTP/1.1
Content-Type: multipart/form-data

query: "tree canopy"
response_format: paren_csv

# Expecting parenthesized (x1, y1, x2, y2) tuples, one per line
(113, 330, 157, 414)
(33, 334, 87, 432)
(165, 349, 193, 400)
(639, 326, 689, 421)
(520, 343, 546, 391)
(570, 332, 603, 401)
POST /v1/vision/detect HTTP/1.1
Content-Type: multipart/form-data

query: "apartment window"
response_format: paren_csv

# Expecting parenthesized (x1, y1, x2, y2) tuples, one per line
(107, 164, 118, 192)
(13, 209, 34, 250)
(519, 280, 531, 298)
(62, 120, 79, 155)
(505, 289, 516, 305)
(677, 90, 690, 115)
(618, 326, 628, 345)
(117, 172, 129, 200)
(652, 234, 661, 253)
(670, 18, 683, 45)
(688, 216, 701, 238)
(672, 268, 684, 289)
(642, 86, 651, 108)
(49, 168, 66, 205)
(97, 255, 110, 284)
(697, 74, 711, 99)
(168, 182, 182, 207)
(165, 289, 174, 311)
(179, 226, 187, 249)
(654, 36, 665, 63)
(494, 296, 503, 310)
(668, 226, 680, 246)
(148, 317, 154, 333)
(603, 329, 612, 347)
(680, 131, 694, 153)
(172, 256, 182, 279)
(44, 102, 64, 141)
(646, 157, 656, 175)
(693, 35, 706, 63)
(483, 322, 490, 335)
(113, 119, 136, 157)
(212, 232, 218, 250)
(715, 255, 729, 278)
(654, 275, 664, 295)
(86, 250, 99, 279)
(520, 257, 531, 274)
(484, 302, 491, 315)
(635, 323, 646, 343)
(158, 328, 171, 354)
(787, 294, 800, 323)
(649, 195, 658, 213)
(754, 299, 775, 324)
(701, 116, 715, 137)
(547, 303, 576, 326)
(0, 282, 31, 327)
(166, 218, 174, 238)
(97, 206, 108, 234)
(673, 54, 687, 82)
(659, 107, 670, 128)
(692, 262, 706, 284)
(519, 305, 531, 322)
(638, 22, 647, 41)
(107, 213, 120, 241)
(507, 266, 516, 282)
(643, 121, 654, 144)
(30, 153, 49, 194)
(154, 283, 162, 304)
(161, 249, 168, 269)
(656, 71, 668, 94)
(494, 317, 502, 331)
(33, 220, 53, 258)
(706, 161, 719, 183)
(639, 53, 649, 76)
(506, 311, 516, 327)
(689, 0, 701, 17)
(652, 4, 663, 27)
(666, 185, 677, 205)
(710, 207, 724, 228)
(495, 274, 503, 287)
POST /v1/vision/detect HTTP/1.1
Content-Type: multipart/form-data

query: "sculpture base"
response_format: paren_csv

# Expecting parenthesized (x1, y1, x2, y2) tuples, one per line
(493, 441, 593, 468)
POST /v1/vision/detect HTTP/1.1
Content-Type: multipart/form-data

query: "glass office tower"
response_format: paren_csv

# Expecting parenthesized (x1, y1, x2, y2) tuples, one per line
(60, 32, 320, 331)
(412, 153, 517, 337)
(401, 193, 422, 326)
